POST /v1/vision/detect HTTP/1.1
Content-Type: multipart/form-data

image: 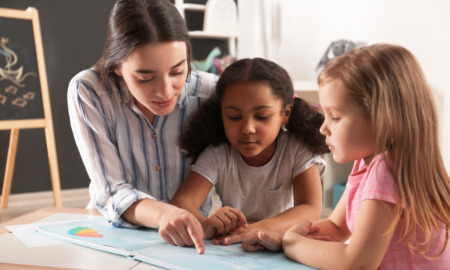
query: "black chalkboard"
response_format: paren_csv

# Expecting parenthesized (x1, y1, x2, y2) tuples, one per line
(0, 16, 44, 120)
(0, 7, 62, 208)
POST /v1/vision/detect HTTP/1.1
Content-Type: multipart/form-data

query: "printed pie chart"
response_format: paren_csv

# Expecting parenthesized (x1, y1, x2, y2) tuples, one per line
(68, 226, 103, 238)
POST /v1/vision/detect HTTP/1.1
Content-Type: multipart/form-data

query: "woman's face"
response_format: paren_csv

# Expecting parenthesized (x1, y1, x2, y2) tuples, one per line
(115, 41, 188, 124)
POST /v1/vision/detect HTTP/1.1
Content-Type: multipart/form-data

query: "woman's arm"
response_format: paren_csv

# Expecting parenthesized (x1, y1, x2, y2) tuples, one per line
(283, 198, 397, 270)
(68, 73, 154, 226)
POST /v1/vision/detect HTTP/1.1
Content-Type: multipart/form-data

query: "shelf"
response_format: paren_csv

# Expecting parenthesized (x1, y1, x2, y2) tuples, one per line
(294, 81, 319, 106)
(183, 3, 205, 11)
(177, 0, 238, 58)
(189, 31, 238, 39)
(293, 81, 318, 92)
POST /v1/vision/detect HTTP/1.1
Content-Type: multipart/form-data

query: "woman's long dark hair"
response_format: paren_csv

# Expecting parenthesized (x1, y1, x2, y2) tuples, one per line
(181, 58, 329, 162)
(95, 0, 193, 82)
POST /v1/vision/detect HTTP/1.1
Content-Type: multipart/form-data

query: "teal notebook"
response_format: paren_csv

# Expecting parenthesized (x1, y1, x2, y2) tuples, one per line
(37, 217, 314, 270)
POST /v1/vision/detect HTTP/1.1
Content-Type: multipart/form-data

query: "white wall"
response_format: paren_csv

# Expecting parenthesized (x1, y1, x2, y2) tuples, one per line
(238, 0, 450, 171)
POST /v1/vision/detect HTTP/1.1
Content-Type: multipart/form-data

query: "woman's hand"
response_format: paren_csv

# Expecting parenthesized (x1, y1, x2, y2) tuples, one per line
(202, 206, 248, 239)
(158, 206, 206, 254)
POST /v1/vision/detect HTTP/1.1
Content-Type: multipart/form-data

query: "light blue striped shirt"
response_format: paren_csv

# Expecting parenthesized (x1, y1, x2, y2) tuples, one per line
(67, 69, 217, 227)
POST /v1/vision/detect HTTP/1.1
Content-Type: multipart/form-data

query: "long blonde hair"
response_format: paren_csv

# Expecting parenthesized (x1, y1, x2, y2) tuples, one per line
(319, 43, 450, 257)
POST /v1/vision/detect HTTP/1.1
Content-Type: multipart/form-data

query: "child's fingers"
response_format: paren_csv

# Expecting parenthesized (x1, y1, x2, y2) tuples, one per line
(229, 208, 248, 228)
(214, 212, 232, 234)
(287, 220, 313, 235)
(241, 241, 263, 252)
(223, 207, 248, 232)
(221, 231, 254, 245)
(208, 207, 248, 236)
(257, 230, 282, 251)
(215, 207, 245, 234)
(221, 210, 239, 232)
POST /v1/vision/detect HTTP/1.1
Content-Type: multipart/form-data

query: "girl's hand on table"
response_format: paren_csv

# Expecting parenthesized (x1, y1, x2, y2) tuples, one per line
(202, 206, 248, 239)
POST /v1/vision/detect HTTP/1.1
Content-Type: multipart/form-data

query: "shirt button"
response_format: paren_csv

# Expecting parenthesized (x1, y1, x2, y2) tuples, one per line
(151, 133, 157, 139)
(155, 166, 161, 171)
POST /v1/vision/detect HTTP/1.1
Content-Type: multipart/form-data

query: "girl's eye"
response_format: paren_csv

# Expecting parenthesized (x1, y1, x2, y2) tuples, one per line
(227, 115, 241, 121)
(331, 117, 341, 121)
(256, 115, 270, 120)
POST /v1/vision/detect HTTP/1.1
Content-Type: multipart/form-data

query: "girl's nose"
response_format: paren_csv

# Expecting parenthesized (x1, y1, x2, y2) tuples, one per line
(319, 122, 329, 136)
(241, 118, 256, 134)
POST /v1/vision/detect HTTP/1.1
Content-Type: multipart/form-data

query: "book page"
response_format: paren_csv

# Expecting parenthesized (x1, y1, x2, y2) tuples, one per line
(135, 241, 314, 270)
(37, 217, 159, 257)
(37, 217, 315, 269)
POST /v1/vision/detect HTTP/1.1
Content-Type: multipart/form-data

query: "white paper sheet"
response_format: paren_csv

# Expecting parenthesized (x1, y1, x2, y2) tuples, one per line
(5, 213, 97, 247)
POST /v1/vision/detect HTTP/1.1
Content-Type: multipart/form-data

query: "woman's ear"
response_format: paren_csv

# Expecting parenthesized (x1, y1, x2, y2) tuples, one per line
(282, 104, 293, 125)
(114, 66, 123, 77)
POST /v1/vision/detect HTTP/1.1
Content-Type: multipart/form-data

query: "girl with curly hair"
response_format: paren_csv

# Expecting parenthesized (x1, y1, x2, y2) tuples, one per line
(171, 58, 328, 250)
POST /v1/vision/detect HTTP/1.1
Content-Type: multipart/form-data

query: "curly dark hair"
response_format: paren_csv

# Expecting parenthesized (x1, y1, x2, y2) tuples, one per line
(180, 58, 329, 162)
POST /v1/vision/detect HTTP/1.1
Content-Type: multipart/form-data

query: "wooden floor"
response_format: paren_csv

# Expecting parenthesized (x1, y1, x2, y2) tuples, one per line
(0, 188, 332, 223)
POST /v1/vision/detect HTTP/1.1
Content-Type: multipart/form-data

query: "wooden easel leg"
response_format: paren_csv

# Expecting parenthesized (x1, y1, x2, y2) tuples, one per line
(1, 129, 20, 209)
(44, 126, 62, 207)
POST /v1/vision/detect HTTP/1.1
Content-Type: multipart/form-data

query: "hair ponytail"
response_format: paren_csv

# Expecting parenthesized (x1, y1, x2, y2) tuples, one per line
(286, 97, 329, 155)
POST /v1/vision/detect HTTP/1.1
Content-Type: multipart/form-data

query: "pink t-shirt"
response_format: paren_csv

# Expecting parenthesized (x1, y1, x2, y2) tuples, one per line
(346, 154, 449, 269)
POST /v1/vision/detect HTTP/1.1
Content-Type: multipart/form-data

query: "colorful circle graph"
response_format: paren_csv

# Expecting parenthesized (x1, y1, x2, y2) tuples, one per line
(68, 226, 103, 238)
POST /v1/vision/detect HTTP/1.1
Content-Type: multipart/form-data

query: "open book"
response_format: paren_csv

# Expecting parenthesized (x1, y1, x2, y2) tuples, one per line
(37, 217, 314, 270)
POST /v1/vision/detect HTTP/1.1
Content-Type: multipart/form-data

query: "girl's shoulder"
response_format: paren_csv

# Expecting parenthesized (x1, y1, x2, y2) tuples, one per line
(195, 142, 233, 168)
(204, 142, 233, 157)
(280, 131, 310, 153)
(361, 153, 399, 204)
(278, 131, 323, 160)
(366, 153, 394, 175)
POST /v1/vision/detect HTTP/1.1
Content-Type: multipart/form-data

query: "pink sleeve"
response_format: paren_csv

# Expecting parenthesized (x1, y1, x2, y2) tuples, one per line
(361, 155, 400, 205)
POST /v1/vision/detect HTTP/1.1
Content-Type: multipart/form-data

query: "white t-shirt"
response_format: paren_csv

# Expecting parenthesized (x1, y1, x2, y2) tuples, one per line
(191, 131, 326, 221)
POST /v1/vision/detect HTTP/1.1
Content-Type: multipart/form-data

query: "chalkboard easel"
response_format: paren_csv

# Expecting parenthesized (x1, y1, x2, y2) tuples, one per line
(0, 7, 62, 208)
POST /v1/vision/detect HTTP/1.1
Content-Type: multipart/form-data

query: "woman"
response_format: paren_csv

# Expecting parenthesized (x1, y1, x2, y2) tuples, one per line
(67, 0, 217, 254)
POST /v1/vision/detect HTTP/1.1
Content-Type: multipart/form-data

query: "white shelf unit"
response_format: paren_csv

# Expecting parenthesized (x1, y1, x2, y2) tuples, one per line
(174, 0, 238, 57)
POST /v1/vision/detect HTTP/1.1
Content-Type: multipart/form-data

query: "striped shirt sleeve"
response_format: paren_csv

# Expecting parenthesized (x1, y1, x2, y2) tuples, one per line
(67, 70, 217, 227)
